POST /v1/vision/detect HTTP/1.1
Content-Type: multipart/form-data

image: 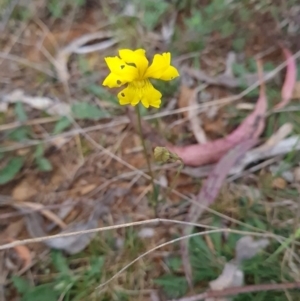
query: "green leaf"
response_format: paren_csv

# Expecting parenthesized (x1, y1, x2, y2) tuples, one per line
(8, 127, 30, 141)
(72, 102, 107, 120)
(87, 256, 105, 278)
(85, 84, 117, 104)
(232, 37, 246, 52)
(36, 157, 52, 172)
(12, 276, 31, 294)
(78, 56, 90, 74)
(0, 157, 24, 185)
(53, 116, 71, 134)
(220, 21, 235, 37)
(15, 102, 27, 122)
(51, 251, 70, 275)
(154, 275, 188, 298)
(166, 257, 182, 272)
(47, 0, 63, 18)
(34, 144, 44, 158)
(23, 284, 58, 301)
(232, 63, 247, 77)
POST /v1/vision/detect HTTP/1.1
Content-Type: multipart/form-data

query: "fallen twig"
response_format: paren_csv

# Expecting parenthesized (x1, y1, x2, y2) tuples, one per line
(168, 281, 300, 301)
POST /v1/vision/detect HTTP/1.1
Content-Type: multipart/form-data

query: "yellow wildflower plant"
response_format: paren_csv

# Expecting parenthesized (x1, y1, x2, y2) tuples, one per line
(102, 49, 179, 108)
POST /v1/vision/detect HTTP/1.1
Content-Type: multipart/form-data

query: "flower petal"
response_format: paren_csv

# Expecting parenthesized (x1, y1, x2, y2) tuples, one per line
(117, 80, 162, 108)
(145, 52, 179, 81)
(141, 81, 162, 108)
(119, 49, 149, 78)
(102, 72, 127, 88)
(159, 66, 180, 81)
(117, 84, 140, 106)
(104, 56, 138, 84)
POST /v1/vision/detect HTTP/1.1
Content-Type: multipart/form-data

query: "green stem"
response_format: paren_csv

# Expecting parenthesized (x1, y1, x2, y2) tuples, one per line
(135, 105, 157, 213)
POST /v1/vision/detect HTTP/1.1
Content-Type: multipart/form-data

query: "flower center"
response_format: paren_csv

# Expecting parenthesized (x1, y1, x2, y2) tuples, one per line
(132, 79, 148, 89)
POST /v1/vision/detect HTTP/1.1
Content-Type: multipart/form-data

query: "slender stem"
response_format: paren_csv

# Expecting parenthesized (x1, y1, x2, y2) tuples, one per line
(135, 105, 157, 212)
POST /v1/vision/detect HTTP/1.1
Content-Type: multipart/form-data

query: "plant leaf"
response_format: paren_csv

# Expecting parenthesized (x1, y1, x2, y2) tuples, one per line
(34, 144, 44, 158)
(12, 276, 31, 294)
(53, 116, 71, 134)
(72, 102, 107, 120)
(36, 157, 52, 172)
(275, 47, 297, 109)
(0, 157, 24, 185)
(15, 102, 27, 122)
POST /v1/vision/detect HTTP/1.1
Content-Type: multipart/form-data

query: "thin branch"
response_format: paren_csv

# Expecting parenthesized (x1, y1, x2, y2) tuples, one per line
(0, 218, 277, 251)
(0, 52, 56, 78)
(169, 281, 300, 301)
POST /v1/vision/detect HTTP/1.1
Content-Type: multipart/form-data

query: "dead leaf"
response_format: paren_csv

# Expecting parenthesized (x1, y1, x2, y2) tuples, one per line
(178, 85, 194, 118)
(184, 66, 267, 89)
(80, 184, 97, 195)
(8, 239, 31, 270)
(169, 79, 267, 166)
(54, 31, 117, 83)
(12, 180, 38, 202)
(45, 218, 98, 254)
(230, 135, 300, 175)
(205, 236, 269, 301)
(22, 189, 127, 254)
(294, 167, 300, 182)
(275, 47, 297, 109)
(272, 177, 287, 189)
(24, 212, 97, 255)
(2, 89, 70, 116)
(256, 123, 293, 152)
(292, 81, 300, 99)
(235, 236, 269, 263)
(209, 262, 244, 291)
(18, 202, 67, 229)
(188, 86, 208, 144)
(0, 220, 24, 242)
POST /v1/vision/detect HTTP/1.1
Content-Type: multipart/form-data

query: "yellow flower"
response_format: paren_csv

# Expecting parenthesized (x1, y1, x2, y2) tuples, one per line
(102, 49, 179, 108)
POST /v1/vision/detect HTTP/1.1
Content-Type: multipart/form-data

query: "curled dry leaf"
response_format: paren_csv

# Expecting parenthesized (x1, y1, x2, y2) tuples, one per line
(255, 122, 293, 152)
(230, 135, 300, 175)
(169, 81, 267, 166)
(24, 212, 98, 255)
(2, 89, 70, 116)
(275, 47, 297, 109)
(54, 31, 116, 83)
(188, 86, 208, 144)
(22, 189, 128, 254)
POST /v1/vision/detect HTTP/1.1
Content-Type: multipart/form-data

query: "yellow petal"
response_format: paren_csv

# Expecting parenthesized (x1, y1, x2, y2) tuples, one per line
(117, 84, 140, 106)
(102, 72, 127, 88)
(145, 52, 169, 78)
(140, 81, 162, 108)
(119, 49, 149, 78)
(159, 65, 179, 81)
(145, 52, 179, 81)
(117, 80, 162, 108)
(104, 56, 138, 83)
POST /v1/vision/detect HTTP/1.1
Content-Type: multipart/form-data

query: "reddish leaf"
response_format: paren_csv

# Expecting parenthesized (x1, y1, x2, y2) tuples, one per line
(275, 47, 297, 109)
(169, 83, 267, 166)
